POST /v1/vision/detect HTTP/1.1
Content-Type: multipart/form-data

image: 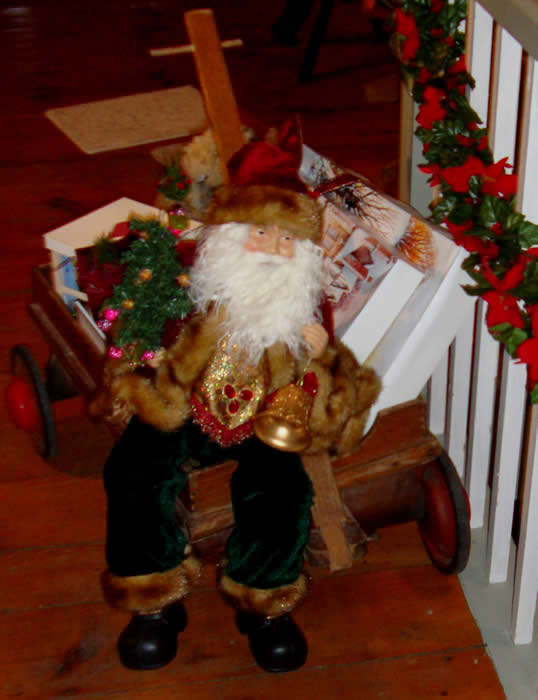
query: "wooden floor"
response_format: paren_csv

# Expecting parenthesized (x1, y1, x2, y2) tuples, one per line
(0, 1, 506, 697)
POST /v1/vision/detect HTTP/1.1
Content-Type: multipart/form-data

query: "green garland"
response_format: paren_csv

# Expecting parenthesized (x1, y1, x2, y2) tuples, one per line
(390, 0, 538, 400)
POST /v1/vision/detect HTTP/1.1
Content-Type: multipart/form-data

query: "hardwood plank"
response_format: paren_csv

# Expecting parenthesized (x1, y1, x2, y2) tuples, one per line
(0, 476, 106, 549)
(0, 296, 48, 368)
(0, 522, 430, 617)
(0, 566, 489, 699)
(1, 543, 105, 612)
(61, 649, 503, 699)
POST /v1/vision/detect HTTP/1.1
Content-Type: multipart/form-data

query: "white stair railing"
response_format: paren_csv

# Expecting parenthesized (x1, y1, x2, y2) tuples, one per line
(403, 0, 538, 645)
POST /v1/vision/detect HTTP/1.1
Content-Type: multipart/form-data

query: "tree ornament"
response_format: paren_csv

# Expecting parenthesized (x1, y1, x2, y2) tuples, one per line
(122, 299, 135, 310)
(176, 273, 190, 287)
(138, 268, 153, 282)
(97, 318, 113, 332)
(104, 308, 121, 321)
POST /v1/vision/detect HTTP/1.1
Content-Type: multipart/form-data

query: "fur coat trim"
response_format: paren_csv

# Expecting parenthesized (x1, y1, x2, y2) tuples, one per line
(218, 572, 309, 618)
(101, 556, 201, 613)
(91, 310, 381, 455)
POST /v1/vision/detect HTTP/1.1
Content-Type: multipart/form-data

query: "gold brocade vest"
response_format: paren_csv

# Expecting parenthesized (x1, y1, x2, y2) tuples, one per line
(191, 335, 269, 446)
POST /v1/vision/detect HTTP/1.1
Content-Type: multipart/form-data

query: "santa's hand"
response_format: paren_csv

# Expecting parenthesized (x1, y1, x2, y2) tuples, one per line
(302, 323, 329, 359)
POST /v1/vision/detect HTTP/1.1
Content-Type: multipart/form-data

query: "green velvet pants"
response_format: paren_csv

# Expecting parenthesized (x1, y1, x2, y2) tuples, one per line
(103, 416, 313, 590)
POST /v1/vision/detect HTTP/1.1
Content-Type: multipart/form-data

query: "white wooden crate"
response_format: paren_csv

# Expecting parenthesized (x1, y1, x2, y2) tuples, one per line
(43, 197, 167, 308)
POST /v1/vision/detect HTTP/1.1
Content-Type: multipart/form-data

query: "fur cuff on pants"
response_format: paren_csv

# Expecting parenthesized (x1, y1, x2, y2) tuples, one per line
(102, 556, 201, 614)
(218, 572, 309, 618)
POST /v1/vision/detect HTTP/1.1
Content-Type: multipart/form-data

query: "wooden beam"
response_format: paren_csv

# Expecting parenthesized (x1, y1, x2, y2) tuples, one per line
(150, 39, 243, 57)
(184, 9, 244, 183)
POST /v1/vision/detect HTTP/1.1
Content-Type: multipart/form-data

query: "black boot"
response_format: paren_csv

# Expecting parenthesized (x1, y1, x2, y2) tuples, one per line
(236, 611, 308, 673)
(118, 600, 187, 671)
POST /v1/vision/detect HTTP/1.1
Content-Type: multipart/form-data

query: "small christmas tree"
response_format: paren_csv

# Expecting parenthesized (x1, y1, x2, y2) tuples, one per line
(99, 218, 193, 362)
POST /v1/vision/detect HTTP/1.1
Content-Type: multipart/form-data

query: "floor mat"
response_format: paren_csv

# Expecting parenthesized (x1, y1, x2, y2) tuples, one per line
(45, 86, 207, 154)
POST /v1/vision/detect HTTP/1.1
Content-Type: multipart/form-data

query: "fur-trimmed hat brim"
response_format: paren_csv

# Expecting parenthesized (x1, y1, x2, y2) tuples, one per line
(205, 184, 321, 243)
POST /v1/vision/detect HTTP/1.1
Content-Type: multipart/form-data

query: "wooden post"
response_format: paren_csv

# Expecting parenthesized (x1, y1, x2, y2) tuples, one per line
(184, 9, 244, 183)
(302, 451, 354, 571)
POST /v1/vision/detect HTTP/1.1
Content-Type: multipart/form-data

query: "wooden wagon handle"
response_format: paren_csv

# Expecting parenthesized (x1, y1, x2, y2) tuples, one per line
(184, 9, 245, 184)
(302, 451, 354, 571)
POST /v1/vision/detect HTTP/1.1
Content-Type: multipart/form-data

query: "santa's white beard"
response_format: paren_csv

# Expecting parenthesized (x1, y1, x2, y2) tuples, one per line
(189, 223, 325, 363)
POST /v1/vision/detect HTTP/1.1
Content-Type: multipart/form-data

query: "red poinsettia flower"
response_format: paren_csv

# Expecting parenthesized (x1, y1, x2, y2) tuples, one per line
(444, 220, 472, 235)
(448, 55, 467, 74)
(456, 133, 474, 147)
(517, 338, 538, 386)
(444, 219, 500, 257)
(530, 304, 538, 337)
(418, 67, 433, 84)
(431, 0, 444, 12)
(481, 255, 527, 292)
(483, 290, 525, 329)
(440, 155, 487, 192)
(416, 86, 447, 129)
(419, 161, 442, 185)
(482, 157, 518, 197)
(517, 305, 538, 384)
(395, 9, 420, 62)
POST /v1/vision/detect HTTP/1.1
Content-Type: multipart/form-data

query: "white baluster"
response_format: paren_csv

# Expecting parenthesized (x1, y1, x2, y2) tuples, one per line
(511, 56, 538, 645)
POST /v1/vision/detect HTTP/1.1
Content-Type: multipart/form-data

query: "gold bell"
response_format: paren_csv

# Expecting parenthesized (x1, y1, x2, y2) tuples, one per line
(253, 383, 313, 453)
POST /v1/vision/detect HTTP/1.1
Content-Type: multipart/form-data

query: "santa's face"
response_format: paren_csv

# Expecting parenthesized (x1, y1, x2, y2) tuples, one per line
(244, 225, 295, 259)
(188, 222, 324, 363)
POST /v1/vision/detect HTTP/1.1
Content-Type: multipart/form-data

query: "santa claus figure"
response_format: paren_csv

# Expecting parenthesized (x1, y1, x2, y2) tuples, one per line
(93, 127, 380, 673)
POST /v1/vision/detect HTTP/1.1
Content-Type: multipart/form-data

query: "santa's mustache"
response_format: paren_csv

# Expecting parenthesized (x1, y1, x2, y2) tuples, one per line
(246, 251, 289, 266)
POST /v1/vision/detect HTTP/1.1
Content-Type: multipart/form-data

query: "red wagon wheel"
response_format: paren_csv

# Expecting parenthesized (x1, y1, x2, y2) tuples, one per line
(418, 450, 471, 574)
(7, 344, 57, 459)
